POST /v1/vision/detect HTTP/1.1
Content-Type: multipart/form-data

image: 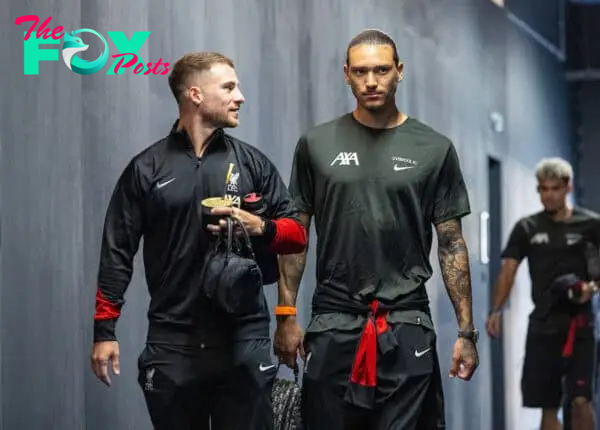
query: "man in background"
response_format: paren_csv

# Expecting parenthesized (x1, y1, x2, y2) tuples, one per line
(487, 157, 599, 430)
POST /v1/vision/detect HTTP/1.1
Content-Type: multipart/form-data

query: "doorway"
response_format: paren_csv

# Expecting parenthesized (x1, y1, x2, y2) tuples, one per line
(488, 156, 506, 430)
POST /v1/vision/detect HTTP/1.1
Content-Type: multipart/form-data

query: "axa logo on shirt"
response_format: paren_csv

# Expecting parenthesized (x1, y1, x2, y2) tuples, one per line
(530, 232, 549, 245)
(330, 152, 360, 166)
(15, 15, 170, 76)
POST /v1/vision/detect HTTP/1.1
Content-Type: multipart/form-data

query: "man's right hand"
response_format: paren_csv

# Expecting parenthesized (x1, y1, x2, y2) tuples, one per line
(90, 341, 120, 386)
(274, 317, 305, 369)
(486, 311, 502, 337)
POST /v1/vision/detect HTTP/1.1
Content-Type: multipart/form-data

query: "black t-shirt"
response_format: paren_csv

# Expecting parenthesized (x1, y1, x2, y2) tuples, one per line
(289, 113, 471, 311)
(501, 207, 600, 332)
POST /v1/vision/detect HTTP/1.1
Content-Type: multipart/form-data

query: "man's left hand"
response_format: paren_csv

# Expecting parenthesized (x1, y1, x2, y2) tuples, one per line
(206, 206, 265, 236)
(449, 338, 479, 381)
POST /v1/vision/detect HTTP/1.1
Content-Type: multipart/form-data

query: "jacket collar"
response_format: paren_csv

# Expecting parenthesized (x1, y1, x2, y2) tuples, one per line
(169, 119, 227, 153)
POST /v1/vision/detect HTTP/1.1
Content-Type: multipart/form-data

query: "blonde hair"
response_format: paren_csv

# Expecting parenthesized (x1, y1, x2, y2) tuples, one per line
(535, 157, 573, 184)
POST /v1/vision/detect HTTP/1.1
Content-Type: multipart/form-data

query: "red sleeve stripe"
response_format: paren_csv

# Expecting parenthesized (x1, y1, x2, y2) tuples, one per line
(94, 289, 121, 320)
(270, 218, 307, 254)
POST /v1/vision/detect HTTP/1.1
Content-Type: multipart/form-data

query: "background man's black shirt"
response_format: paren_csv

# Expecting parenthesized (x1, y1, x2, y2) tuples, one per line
(289, 114, 471, 331)
(502, 207, 600, 333)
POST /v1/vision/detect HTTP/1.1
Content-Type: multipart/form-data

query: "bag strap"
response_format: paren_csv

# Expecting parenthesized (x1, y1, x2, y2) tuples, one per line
(230, 217, 256, 259)
(225, 217, 234, 251)
(216, 216, 257, 259)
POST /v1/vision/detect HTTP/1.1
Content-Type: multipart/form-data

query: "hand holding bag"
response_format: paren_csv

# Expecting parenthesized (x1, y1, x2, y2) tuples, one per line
(200, 216, 263, 315)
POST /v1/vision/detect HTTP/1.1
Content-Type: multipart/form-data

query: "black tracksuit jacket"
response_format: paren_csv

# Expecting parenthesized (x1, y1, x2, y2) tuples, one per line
(93, 121, 302, 346)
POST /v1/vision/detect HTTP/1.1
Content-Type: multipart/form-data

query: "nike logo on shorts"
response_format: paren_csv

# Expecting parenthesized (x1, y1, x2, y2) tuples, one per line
(414, 348, 431, 358)
(259, 364, 276, 372)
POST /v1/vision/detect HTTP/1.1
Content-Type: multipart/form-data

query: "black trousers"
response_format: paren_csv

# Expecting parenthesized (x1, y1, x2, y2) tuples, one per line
(137, 338, 276, 430)
(302, 322, 445, 430)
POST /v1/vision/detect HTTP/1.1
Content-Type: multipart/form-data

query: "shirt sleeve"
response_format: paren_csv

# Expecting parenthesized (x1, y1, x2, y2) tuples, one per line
(431, 143, 471, 224)
(94, 160, 146, 342)
(501, 221, 528, 262)
(288, 136, 314, 215)
(256, 153, 307, 254)
(258, 155, 300, 221)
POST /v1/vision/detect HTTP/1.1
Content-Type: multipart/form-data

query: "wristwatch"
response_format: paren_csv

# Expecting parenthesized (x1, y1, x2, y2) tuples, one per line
(458, 329, 479, 344)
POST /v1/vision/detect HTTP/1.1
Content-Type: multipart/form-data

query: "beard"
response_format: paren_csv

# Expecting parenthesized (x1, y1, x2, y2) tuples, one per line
(363, 101, 386, 112)
(198, 107, 237, 128)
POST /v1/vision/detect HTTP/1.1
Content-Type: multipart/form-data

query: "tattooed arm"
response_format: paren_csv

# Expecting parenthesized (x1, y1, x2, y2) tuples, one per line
(436, 217, 478, 380)
(435, 218, 474, 331)
(274, 212, 311, 368)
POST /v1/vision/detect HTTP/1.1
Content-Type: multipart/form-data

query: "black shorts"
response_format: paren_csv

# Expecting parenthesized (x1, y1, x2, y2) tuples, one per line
(302, 323, 445, 430)
(521, 326, 595, 409)
(137, 338, 276, 430)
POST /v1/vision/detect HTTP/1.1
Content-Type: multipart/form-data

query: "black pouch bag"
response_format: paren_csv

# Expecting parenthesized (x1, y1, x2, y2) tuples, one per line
(200, 217, 263, 315)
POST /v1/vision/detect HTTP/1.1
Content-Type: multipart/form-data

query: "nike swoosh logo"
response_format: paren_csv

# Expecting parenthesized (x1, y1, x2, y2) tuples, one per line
(393, 164, 415, 171)
(259, 364, 276, 372)
(156, 178, 176, 189)
(415, 348, 431, 358)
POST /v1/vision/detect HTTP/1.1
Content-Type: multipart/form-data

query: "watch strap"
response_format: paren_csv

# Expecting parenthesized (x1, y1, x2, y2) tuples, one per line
(458, 328, 479, 342)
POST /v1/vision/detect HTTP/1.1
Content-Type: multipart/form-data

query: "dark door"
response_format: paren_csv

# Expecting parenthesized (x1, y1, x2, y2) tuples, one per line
(488, 157, 506, 430)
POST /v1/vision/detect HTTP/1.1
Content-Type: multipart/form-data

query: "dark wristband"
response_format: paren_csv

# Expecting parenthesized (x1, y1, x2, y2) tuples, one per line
(262, 218, 276, 243)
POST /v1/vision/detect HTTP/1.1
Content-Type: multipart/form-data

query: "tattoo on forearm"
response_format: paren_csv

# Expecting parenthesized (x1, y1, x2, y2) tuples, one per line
(278, 252, 307, 304)
(436, 219, 473, 328)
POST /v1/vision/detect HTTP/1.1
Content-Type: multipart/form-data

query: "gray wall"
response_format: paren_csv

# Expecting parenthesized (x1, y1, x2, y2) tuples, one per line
(576, 82, 600, 213)
(0, 0, 574, 429)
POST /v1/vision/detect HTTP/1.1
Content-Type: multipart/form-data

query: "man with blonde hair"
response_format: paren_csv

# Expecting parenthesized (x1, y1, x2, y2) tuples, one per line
(487, 157, 600, 430)
(89, 51, 307, 429)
